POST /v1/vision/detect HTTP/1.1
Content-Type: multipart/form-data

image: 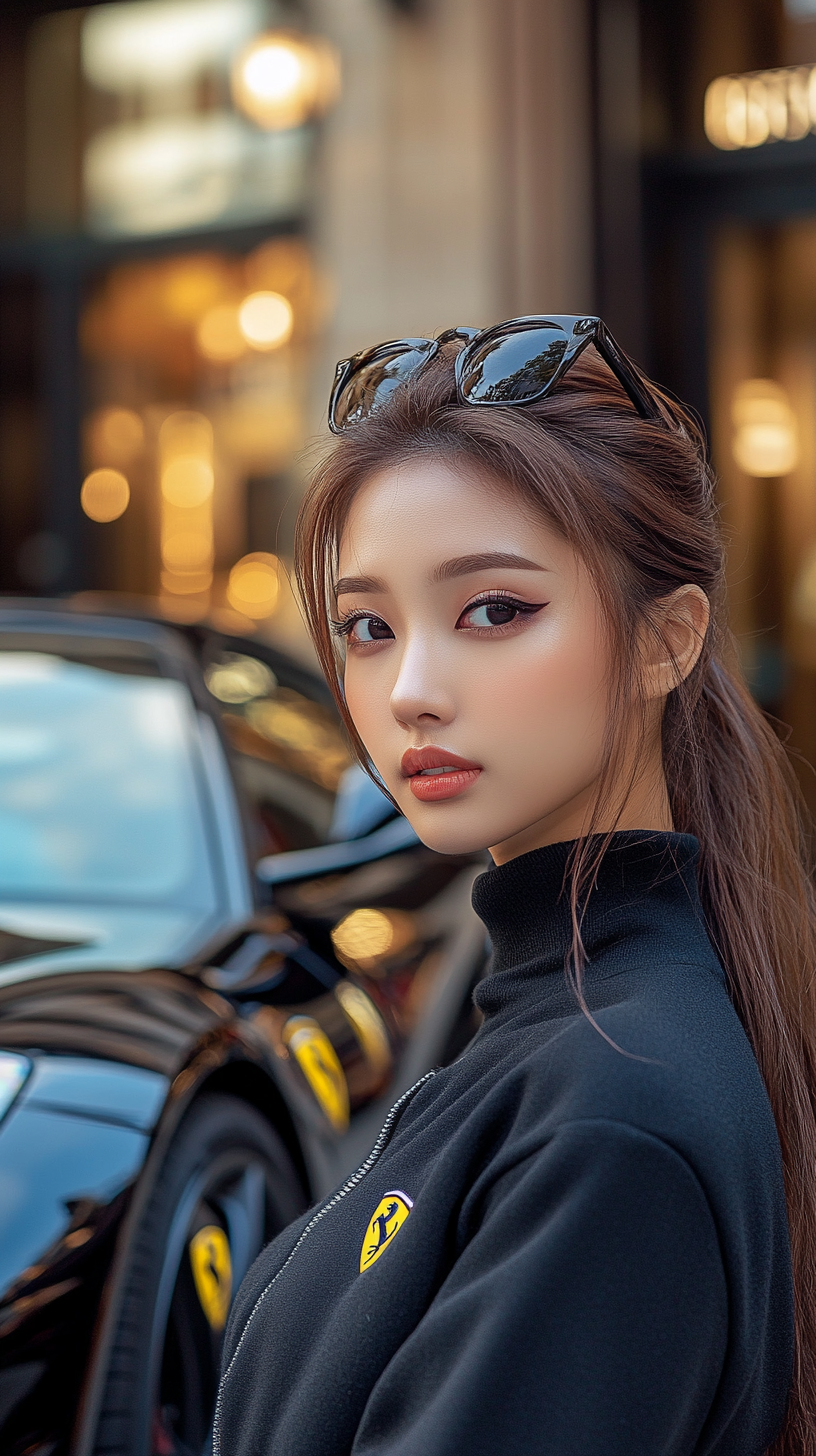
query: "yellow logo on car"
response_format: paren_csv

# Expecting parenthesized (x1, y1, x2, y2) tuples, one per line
(189, 1225, 232, 1331)
(283, 1016, 350, 1132)
(359, 1191, 413, 1272)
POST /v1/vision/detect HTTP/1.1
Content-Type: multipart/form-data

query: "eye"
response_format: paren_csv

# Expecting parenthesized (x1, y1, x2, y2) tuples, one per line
(457, 595, 545, 631)
(334, 613, 394, 646)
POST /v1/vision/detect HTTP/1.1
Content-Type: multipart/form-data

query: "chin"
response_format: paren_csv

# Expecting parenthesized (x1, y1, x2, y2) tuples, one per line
(400, 804, 497, 858)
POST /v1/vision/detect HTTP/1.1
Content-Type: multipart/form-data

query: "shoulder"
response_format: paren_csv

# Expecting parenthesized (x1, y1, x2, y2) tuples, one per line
(501, 964, 784, 1211)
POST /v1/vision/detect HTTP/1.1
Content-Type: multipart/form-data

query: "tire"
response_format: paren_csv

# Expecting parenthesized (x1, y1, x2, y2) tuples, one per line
(92, 1093, 305, 1456)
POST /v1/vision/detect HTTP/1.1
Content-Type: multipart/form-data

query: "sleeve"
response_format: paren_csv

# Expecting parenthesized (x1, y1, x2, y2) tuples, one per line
(351, 1119, 728, 1456)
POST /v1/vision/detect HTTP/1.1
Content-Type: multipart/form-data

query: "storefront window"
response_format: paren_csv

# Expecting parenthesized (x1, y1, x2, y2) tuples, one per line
(79, 236, 328, 625)
(709, 218, 816, 799)
(0, 0, 337, 635)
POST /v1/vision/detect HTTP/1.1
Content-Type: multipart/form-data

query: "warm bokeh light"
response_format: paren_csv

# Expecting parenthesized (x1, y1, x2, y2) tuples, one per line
(245, 236, 333, 339)
(159, 410, 213, 462)
(196, 303, 246, 362)
(82, 0, 263, 91)
(162, 532, 214, 570)
(159, 412, 215, 595)
(162, 256, 229, 322)
(227, 553, 280, 618)
(86, 406, 144, 467)
(205, 654, 277, 703)
(160, 571, 213, 598)
(793, 544, 816, 627)
(213, 397, 300, 471)
(238, 291, 293, 350)
(161, 456, 214, 508)
(705, 66, 816, 150)
(731, 380, 799, 476)
(231, 29, 340, 131)
(80, 468, 130, 522)
(332, 909, 394, 964)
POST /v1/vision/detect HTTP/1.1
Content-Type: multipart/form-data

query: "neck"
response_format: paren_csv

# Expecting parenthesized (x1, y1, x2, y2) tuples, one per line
(471, 831, 716, 1005)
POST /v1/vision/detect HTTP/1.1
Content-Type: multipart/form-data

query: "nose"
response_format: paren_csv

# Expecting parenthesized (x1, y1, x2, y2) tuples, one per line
(389, 634, 455, 730)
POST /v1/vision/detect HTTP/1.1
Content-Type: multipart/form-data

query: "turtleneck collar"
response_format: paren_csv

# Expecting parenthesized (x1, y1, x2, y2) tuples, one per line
(472, 830, 717, 1019)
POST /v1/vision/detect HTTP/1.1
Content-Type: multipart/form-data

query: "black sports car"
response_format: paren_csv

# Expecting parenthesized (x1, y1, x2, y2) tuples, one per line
(0, 600, 487, 1456)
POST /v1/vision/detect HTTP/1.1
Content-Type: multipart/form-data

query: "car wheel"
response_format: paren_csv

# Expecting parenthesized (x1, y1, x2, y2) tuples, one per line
(91, 1092, 305, 1456)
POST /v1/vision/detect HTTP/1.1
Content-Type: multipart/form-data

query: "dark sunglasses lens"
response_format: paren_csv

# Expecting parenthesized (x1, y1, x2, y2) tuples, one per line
(334, 342, 434, 429)
(459, 326, 570, 404)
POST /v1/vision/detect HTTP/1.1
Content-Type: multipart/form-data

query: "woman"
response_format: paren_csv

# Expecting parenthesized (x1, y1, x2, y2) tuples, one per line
(215, 318, 816, 1455)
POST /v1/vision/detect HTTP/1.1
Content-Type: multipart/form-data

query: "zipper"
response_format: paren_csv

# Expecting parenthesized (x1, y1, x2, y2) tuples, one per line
(211, 1068, 438, 1454)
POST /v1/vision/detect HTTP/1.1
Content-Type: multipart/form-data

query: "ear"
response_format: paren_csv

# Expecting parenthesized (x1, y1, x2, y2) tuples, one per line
(640, 585, 710, 700)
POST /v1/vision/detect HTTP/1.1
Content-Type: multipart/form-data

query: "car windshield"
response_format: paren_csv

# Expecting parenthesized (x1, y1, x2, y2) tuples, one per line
(0, 651, 217, 906)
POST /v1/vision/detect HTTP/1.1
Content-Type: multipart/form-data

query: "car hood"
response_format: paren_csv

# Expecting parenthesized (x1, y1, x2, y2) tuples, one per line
(0, 900, 211, 987)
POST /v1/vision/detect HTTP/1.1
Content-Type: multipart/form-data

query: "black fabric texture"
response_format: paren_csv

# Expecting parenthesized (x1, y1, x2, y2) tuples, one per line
(216, 830, 793, 1456)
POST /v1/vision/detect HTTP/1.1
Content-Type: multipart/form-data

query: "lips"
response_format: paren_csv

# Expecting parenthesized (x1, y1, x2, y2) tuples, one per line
(400, 746, 482, 803)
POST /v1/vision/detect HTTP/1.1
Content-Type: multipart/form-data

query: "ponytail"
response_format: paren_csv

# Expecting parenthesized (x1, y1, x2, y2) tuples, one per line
(671, 653, 816, 1454)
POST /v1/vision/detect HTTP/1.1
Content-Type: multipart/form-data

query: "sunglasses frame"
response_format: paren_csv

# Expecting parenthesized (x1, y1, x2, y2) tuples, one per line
(328, 316, 662, 434)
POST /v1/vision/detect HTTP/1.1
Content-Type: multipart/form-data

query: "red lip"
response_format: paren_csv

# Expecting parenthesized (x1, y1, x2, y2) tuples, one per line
(400, 746, 483, 803)
(401, 746, 482, 777)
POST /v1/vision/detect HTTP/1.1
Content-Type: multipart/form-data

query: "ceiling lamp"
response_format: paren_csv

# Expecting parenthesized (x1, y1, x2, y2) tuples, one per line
(731, 380, 799, 477)
(231, 30, 340, 131)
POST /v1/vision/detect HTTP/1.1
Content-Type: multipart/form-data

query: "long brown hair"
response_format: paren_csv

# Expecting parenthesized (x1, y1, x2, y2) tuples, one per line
(295, 345, 816, 1453)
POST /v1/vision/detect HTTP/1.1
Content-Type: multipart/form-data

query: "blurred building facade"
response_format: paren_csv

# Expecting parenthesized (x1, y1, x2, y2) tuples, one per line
(0, 0, 593, 657)
(633, 0, 816, 808)
(2, 0, 816, 796)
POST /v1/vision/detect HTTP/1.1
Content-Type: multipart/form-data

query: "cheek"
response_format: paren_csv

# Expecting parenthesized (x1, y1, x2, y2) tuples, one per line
(343, 656, 393, 748)
(484, 614, 609, 756)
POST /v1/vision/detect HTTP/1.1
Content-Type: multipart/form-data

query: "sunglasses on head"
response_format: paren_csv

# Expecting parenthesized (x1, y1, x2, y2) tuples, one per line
(328, 315, 663, 434)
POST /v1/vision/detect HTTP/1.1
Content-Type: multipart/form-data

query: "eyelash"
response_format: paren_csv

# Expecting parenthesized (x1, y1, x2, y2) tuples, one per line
(458, 590, 546, 635)
(330, 591, 546, 645)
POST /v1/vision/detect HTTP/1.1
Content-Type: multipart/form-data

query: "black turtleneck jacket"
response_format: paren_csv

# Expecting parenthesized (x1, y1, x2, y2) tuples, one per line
(214, 833, 793, 1456)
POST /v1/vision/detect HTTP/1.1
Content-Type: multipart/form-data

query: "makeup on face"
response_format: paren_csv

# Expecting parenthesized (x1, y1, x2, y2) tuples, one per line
(401, 745, 483, 801)
(335, 456, 668, 862)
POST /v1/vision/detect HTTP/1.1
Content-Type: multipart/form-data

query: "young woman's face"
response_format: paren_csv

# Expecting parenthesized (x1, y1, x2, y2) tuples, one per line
(336, 456, 662, 862)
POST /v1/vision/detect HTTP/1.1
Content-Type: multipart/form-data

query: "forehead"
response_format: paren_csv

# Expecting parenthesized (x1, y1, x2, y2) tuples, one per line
(338, 456, 546, 570)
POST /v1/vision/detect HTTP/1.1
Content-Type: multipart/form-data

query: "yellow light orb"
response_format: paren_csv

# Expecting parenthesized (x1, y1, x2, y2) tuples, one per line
(161, 456, 214, 508)
(227, 553, 280, 618)
(162, 257, 226, 323)
(231, 30, 340, 131)
(159, 410, 213, 460)
(238, 291, 293, 350)
(331, 909, 394, 965)
(80, 468, 130, 522)
(160, 570, 213, 598)
(731, 379, 799, 476)
(161, 532, 214, 570)
(205, 654, 276, 704)
(86, 406, 144, 467)
(196, 304, 246, 363)
(245, 42, 302, 102)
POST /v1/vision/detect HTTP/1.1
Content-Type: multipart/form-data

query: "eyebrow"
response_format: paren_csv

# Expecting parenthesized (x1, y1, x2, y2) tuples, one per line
(432, 551, 547, 581)
(334, 552, 547, 599)
(335, 574, 384, 597)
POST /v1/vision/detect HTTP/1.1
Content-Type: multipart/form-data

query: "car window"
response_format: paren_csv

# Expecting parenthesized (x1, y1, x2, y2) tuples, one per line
(205, 652, 354, 855)
(0, 651, 217, 907)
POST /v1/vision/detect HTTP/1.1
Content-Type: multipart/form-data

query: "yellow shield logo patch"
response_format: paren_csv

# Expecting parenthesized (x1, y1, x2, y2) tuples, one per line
(189, 1224, 232, 1331)
(360, 1190, 413, 1272)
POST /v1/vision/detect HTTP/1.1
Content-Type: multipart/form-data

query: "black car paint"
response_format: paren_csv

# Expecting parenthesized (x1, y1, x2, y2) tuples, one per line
(0, 602, 486, 1456)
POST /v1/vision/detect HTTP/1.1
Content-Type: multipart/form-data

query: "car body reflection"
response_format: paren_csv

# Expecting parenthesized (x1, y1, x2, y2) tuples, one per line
(0, 600, 488, 1456)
